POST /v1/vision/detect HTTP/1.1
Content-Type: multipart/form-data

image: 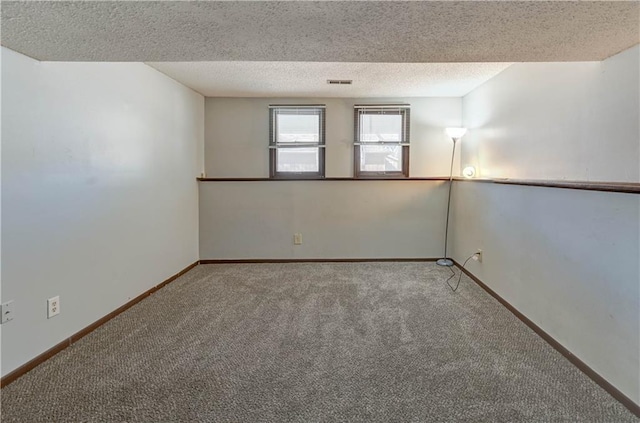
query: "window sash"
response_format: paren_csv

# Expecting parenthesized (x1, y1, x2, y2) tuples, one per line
(269, 105, 326, 178)
(354, 105, 410, 177)
(276, 146, 321, 173)
(358, 144, 404, 173)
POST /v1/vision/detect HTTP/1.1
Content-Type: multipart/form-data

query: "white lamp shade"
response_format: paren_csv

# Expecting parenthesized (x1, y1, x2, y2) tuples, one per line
(462, 166, 476, 178)
(446, 127, 467, 140)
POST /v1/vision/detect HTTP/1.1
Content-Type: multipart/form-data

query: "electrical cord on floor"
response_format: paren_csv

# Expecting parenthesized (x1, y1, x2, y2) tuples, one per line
(446, 252, 480, 292)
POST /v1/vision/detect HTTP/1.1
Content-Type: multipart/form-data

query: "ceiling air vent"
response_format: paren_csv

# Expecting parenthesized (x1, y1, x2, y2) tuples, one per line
(327, 79, 352, 85)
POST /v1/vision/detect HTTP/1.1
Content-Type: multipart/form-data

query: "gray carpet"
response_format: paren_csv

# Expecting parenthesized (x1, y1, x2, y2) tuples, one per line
(1, 262, 636, 422)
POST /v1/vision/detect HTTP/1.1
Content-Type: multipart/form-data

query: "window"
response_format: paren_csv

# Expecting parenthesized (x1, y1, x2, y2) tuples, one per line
(269, 105, 325, 178)
(354, 105, 410, 178)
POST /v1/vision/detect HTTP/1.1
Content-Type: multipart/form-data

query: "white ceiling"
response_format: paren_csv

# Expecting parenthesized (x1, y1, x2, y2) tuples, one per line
(147, 61, 512, 97)
(2, 1, 637, 98)
(2, 1, 638, 62)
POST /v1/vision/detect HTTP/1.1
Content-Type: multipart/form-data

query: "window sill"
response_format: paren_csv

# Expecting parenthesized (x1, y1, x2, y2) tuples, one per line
(453, 177, 640, 194)
(197, 177, 449, 182)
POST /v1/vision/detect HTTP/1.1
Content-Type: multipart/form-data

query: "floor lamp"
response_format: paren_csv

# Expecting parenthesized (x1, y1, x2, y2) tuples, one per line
(436, 127, 467, 267)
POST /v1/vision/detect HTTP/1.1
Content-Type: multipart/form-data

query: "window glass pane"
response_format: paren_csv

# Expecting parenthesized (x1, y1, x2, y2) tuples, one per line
(277, 114, 319, 142)
(360, 114, 402, 142)
(277, 147, 319, 172)
(360, 145, 402, 172)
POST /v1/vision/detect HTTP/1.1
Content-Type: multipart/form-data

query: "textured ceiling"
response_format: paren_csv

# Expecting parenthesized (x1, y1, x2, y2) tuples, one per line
(147, 61, 512, 97)
(2, 1, 639, 62)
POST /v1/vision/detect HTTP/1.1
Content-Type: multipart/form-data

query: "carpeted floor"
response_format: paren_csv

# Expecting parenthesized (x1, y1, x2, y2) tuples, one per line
(1, 262, 636, 422)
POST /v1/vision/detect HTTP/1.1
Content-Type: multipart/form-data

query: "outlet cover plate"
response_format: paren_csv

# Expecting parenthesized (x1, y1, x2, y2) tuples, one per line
(1, 301, 14, 324)
(48, 296, 60, 319)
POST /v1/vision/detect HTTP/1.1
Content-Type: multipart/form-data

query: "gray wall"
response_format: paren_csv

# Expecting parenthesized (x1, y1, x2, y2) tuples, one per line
(452, 45, 640, 404)
(205, 97, 462, 178)
(1, 47, 204, 376)
(200, 97, 462, 259)
(461, 45, 640, 182)
(200, 180, 449, 260)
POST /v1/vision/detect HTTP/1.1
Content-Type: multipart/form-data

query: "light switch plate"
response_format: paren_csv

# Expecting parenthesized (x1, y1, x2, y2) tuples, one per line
(1, 301, 14, 324)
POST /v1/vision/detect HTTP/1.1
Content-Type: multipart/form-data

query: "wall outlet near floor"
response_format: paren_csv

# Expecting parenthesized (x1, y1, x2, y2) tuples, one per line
(47, 296, 60, 319)
(1, 301, 15, 324)
(475, 249, 483, 263)
(293, 233, 303, 245)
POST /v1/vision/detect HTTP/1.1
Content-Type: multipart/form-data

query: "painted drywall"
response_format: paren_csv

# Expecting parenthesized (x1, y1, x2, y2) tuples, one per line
(450, 183, 640, 403)
(201, 97, 461, 259)
(452, 45, 640, 403)
(461, 45, 640, 182)
(205, 97, 462, 178)
(1, 47, 204, 376)
(0, 48, 3, 358)
(200, 180, 449, 260)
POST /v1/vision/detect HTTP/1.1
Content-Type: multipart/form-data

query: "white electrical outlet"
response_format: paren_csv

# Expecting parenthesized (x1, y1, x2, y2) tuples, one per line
(47, 296, 60, 319)
(294, 233, 303, 245)
(1, 301, 14, 324)
(476, 249, 483, 262)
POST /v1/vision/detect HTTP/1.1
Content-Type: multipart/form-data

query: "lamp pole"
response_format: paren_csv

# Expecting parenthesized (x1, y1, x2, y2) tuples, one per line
(437, 129, 465, 267)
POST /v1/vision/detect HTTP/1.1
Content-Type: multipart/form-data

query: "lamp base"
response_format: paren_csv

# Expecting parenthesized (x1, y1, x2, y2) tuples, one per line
(436, 258, 454, 267)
